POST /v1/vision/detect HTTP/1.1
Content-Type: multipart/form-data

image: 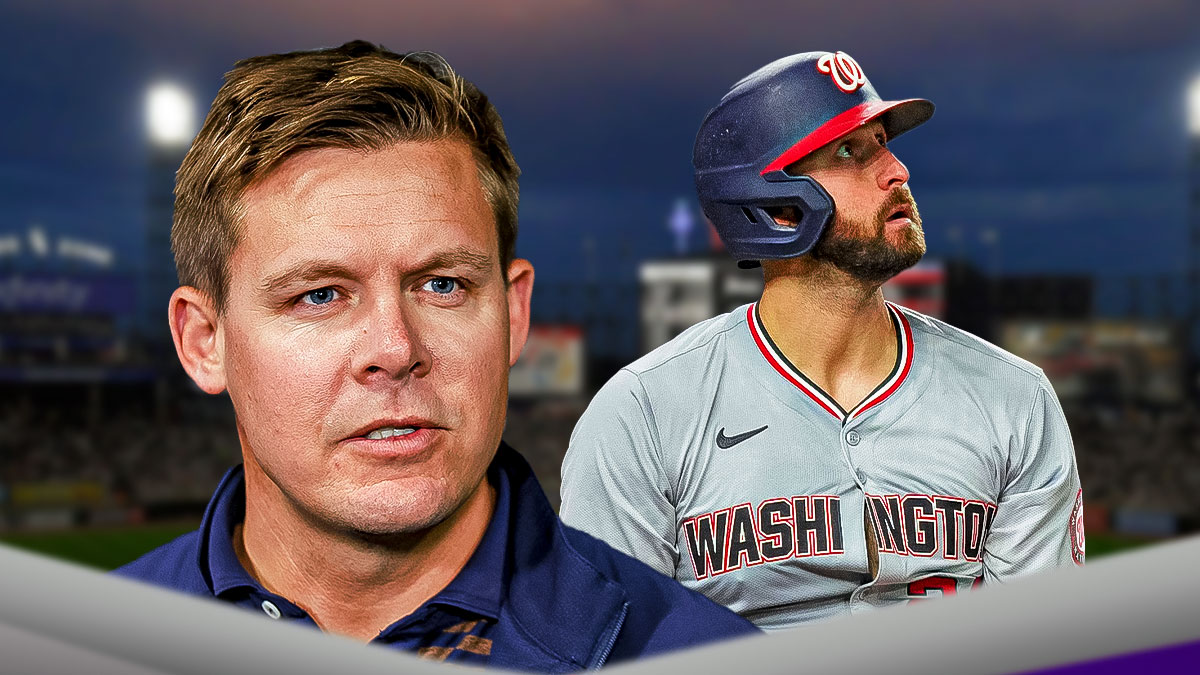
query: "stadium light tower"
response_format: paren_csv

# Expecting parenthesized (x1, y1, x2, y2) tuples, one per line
(1188, 74, 1200, 138)
(143, 83, 196, 400)
(145, 83, 195, 147)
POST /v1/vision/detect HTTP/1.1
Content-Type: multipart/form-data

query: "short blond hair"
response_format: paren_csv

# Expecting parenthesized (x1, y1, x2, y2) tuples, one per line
(172, 40, 520, 313)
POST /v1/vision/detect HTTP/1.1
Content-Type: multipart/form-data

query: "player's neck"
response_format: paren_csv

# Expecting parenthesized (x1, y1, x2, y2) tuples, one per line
(235, 453, 495, 642)
(758, 263, 897, 412)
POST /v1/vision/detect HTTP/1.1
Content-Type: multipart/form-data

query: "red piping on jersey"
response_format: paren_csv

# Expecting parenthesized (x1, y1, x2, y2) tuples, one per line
(746, 304, 842, 418)
(746, 302, 914, 421)
(851, 304, 914, 419)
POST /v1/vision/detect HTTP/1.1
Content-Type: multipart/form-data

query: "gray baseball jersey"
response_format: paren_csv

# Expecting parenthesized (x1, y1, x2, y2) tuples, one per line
(560, 302, 1084, 631)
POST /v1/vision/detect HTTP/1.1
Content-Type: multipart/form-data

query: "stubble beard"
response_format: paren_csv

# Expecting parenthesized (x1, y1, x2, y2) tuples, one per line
(810, 189, 927, 286)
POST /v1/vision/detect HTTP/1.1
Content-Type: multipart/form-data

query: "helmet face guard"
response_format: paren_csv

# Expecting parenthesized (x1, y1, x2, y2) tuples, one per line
(693, 51, 934, 267)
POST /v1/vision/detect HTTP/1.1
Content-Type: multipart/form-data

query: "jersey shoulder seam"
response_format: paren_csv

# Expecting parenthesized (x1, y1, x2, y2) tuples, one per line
(619, 366, 677, 504)
(898, 306, 1043, 380)
(1020, 382, 1043, 461)
(626, 314, 744, 378)
(616, 311, 744, 506)
(1010, 376, 1064, 493)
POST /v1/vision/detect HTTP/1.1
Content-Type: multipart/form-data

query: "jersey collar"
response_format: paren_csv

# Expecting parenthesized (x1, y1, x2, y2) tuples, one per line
(746, 301, 914, 423)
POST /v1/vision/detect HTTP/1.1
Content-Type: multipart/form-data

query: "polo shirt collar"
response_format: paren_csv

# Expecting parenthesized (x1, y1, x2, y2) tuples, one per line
(195, 454, 511, 622)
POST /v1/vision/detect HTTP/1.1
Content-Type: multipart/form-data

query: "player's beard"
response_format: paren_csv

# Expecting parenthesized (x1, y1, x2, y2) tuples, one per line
(810, 188, 926, 285)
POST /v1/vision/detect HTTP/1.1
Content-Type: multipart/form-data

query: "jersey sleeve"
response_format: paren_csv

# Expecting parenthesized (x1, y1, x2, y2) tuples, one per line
(982, 371, 1084, 581)
(560, 368, 678, 577)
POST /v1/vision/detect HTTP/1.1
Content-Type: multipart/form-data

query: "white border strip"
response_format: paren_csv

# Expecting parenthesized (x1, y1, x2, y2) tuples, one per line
(6, 537, 1200, 673)
(3, 537, 1200, 673)
(613, 535, 1200, 674)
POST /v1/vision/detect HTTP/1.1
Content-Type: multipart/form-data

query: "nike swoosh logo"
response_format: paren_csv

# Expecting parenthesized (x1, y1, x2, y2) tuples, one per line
(716, 425, 768, 449)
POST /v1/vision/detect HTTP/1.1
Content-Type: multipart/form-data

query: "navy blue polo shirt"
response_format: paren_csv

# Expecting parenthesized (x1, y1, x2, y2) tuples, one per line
(117, 444, 759, 671)
(202, 461, 511, 664)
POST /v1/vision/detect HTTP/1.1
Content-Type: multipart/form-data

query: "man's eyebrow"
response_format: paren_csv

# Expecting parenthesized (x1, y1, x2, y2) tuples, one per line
(413, 248, 496, 275)
(259, 263, 358, 293)
(258, 248, 496, 293)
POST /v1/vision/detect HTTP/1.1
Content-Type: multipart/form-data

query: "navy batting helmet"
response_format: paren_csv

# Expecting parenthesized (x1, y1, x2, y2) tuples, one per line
(693, 51, 934, 267)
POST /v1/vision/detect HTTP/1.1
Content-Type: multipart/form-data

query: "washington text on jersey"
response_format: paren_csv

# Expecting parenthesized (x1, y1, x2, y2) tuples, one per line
(560, 303, 1083, 631)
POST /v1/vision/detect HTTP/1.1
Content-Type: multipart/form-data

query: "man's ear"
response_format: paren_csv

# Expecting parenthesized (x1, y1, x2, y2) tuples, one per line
(505, 259, 535, 367)
(169, 286, 227, 394)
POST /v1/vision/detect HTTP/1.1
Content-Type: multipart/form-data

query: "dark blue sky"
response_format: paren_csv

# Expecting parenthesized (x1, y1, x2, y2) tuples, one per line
(2, 0, 1199, 288)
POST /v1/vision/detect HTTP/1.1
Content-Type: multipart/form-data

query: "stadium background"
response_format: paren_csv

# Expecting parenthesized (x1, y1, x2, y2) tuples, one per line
(2, 1, 1198, 569)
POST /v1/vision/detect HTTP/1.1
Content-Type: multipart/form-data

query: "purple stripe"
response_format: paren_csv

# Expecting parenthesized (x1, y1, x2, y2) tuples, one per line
(1026, 639, 1200, 674)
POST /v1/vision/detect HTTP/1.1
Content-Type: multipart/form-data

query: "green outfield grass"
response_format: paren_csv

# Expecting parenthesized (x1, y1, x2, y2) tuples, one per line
(0, 526, 1164, 571)
(1083, 532, 1161, 558)
(0, 522, 197, 570)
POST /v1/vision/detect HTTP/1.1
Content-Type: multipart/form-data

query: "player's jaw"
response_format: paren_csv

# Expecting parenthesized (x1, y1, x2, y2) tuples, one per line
(810, 188, 926, 285)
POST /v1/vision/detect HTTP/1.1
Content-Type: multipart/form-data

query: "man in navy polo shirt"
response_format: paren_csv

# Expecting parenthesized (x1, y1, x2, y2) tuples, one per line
(116, 41, 756, 670)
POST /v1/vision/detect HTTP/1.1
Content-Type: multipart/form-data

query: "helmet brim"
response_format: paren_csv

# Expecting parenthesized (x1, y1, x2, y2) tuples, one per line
(761, 98, 934, 175)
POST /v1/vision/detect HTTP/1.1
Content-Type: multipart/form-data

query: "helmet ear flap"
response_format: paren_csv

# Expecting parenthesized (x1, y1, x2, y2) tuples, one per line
(756, 170, 809, 228)
(695, 172, 835, 265)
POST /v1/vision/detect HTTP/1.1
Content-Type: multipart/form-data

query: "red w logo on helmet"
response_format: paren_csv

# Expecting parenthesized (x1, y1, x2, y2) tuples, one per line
(817, 52, 867, 93)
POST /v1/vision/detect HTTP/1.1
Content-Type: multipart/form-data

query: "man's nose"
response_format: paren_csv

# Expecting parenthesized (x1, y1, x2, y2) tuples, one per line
(876, 148, 910, 190)
(351, 300, 431, 382)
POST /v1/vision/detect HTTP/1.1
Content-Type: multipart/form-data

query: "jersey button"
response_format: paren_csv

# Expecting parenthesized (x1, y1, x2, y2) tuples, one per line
(846, 430, 861, 446)
(261, 600, 282, 620)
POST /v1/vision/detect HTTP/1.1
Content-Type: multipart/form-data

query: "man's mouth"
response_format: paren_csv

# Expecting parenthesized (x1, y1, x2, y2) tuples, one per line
(886, 205, 911, 223)
(346, 418, 439, 442)
(342, 419, 441, 459)
(365, 426, 418, 440)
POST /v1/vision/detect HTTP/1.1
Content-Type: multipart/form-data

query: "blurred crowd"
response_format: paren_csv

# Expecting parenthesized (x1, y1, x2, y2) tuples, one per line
(0, 401, 237, 516)
(2, 392, 1198, 532)
(1066, 400, 1200, 520)
(502, 398, 592, 511)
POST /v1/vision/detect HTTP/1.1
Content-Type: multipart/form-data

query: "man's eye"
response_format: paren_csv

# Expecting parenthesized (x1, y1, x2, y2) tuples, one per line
(300, 287, 339, 305)
(836, 143, 853, 158)
(424, 278, 461, 295)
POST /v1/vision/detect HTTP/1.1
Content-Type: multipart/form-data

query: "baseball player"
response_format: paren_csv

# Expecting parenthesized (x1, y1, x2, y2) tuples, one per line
(560, 51, 1084, 631)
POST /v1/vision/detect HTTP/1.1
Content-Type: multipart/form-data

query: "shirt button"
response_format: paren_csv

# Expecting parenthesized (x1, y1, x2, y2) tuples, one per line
(261, 600, 282, 620)
(846, 430, 861, 446)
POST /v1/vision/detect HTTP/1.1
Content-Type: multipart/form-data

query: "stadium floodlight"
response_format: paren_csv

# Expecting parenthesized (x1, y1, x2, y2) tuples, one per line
(145, 83, 195, 147)
(1189, 73, 1200, 137)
